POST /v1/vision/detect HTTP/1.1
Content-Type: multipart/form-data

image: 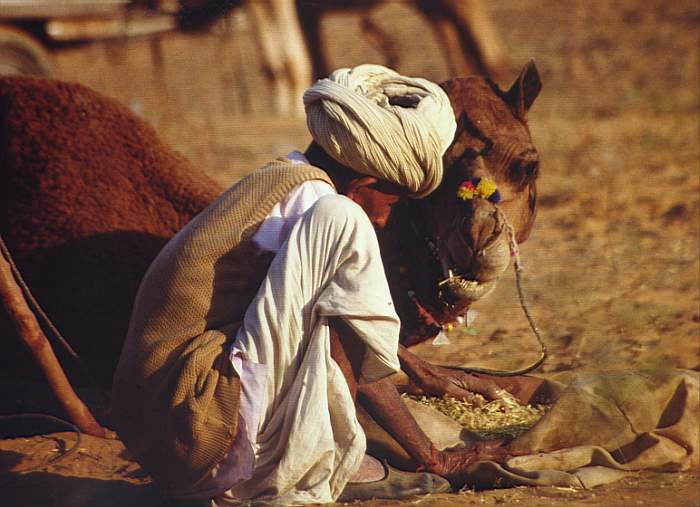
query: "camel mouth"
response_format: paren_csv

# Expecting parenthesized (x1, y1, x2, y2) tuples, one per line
(438, 269, 498, 307)
(436, 248, 498, 308)
(413, 225, 504, 316)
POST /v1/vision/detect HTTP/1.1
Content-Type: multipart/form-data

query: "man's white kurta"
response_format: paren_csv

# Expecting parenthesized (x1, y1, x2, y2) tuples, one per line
(213, 194, 400, 505)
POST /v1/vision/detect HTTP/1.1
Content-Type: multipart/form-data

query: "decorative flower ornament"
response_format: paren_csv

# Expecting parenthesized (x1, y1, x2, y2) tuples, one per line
(457, 177, 501, 204)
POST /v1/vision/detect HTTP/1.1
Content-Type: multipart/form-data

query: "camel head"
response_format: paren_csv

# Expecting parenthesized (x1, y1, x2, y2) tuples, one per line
(396, 62, 542, 341)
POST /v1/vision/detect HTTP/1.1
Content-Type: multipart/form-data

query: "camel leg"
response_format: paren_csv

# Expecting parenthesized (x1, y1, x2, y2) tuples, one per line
(423, 12, 473, 76)
(245, 0, 289, 113)
(272, 0, 312, 116)
(360, 13, 401, 71)
(224, 10, 253, 115)
(440, 0, 509, 80)
(297, 5, 327, 80)
(0, 246, 105, 438)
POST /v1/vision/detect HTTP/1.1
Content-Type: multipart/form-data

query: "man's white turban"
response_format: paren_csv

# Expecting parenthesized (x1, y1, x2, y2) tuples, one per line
(303, 64, 456, 198)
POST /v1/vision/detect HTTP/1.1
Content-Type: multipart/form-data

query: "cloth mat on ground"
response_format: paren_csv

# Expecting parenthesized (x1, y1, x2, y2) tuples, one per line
(407, 368, 699, 489)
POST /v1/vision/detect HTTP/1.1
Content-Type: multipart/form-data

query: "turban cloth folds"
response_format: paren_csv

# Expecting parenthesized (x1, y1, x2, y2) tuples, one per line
(303, 64, 457, 198)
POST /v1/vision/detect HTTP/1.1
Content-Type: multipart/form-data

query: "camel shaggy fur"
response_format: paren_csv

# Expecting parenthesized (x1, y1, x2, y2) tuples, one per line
(0, 77, 222, 385)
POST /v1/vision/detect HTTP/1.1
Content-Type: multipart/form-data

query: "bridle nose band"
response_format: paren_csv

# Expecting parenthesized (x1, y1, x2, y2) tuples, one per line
(459, 205, 505, 255)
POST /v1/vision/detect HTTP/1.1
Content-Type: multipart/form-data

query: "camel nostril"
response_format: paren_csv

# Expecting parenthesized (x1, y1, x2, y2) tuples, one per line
(461, 205, 503, 252)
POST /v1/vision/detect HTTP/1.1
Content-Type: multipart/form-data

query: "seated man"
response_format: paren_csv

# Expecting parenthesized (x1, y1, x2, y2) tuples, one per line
(111, 64, 501, 505)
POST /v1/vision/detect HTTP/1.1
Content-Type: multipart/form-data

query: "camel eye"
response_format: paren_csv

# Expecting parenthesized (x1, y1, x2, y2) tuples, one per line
(510, 160, 539, 188)
(479, 140, 493, 157)
(524, 161, 539, 178)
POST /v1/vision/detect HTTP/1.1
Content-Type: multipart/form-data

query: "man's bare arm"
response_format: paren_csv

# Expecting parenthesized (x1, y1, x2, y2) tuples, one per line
(330, 317, 507, 483)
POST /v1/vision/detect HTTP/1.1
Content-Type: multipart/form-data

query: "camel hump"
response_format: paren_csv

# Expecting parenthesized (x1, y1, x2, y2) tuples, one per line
(0, 76, 223, 386)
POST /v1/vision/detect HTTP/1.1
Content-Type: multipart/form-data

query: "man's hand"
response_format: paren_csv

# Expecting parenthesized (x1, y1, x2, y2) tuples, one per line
(398, 346, 501, 405)
(358, 377, 510, 484)
(423, 440, 510, 484)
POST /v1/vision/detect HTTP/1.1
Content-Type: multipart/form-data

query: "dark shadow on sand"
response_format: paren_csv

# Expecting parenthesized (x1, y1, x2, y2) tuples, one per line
(1, 471, 162, 507)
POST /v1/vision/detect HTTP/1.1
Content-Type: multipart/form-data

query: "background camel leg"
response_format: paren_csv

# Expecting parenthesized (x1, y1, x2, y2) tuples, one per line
(246, 0, 310, 116)
(425, 13, 472, 77)
(360, 14, 401, 71)
(440, 0, 509, 80)
(0, 247, 106, 438)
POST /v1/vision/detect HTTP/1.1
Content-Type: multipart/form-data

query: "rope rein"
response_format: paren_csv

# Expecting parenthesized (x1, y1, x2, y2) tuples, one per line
(444, 207, 547, 377)
(0, 413, 82, 481)
(502, 208, 548, 370)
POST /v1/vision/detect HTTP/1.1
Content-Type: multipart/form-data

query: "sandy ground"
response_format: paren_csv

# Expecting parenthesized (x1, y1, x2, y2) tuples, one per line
(1, 0, 699, 505)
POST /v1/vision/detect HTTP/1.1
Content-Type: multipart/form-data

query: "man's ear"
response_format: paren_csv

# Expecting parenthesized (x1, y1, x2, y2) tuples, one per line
(345, 176, 380, 200)
(505, 60, 542, 121)
(345, 176, 403, 229)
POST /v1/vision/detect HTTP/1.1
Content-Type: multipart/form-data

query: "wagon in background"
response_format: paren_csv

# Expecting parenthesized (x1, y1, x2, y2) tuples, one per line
(0, 0, 183, 76)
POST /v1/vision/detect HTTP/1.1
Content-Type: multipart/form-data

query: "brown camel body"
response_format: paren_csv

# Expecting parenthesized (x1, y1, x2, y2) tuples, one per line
(0, 77, 222, 385)
(0, 63, 540, 484)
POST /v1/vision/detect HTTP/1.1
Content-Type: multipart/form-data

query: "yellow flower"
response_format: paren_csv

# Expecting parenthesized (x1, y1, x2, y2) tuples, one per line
(476, 177, 497, 198)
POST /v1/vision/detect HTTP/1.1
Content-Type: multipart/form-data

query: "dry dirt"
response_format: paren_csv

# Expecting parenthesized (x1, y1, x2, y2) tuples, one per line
(2, 0, 699, 505)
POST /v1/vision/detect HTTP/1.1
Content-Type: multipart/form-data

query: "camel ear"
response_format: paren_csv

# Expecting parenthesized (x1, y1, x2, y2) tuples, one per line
(505, 60, 541, 121)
